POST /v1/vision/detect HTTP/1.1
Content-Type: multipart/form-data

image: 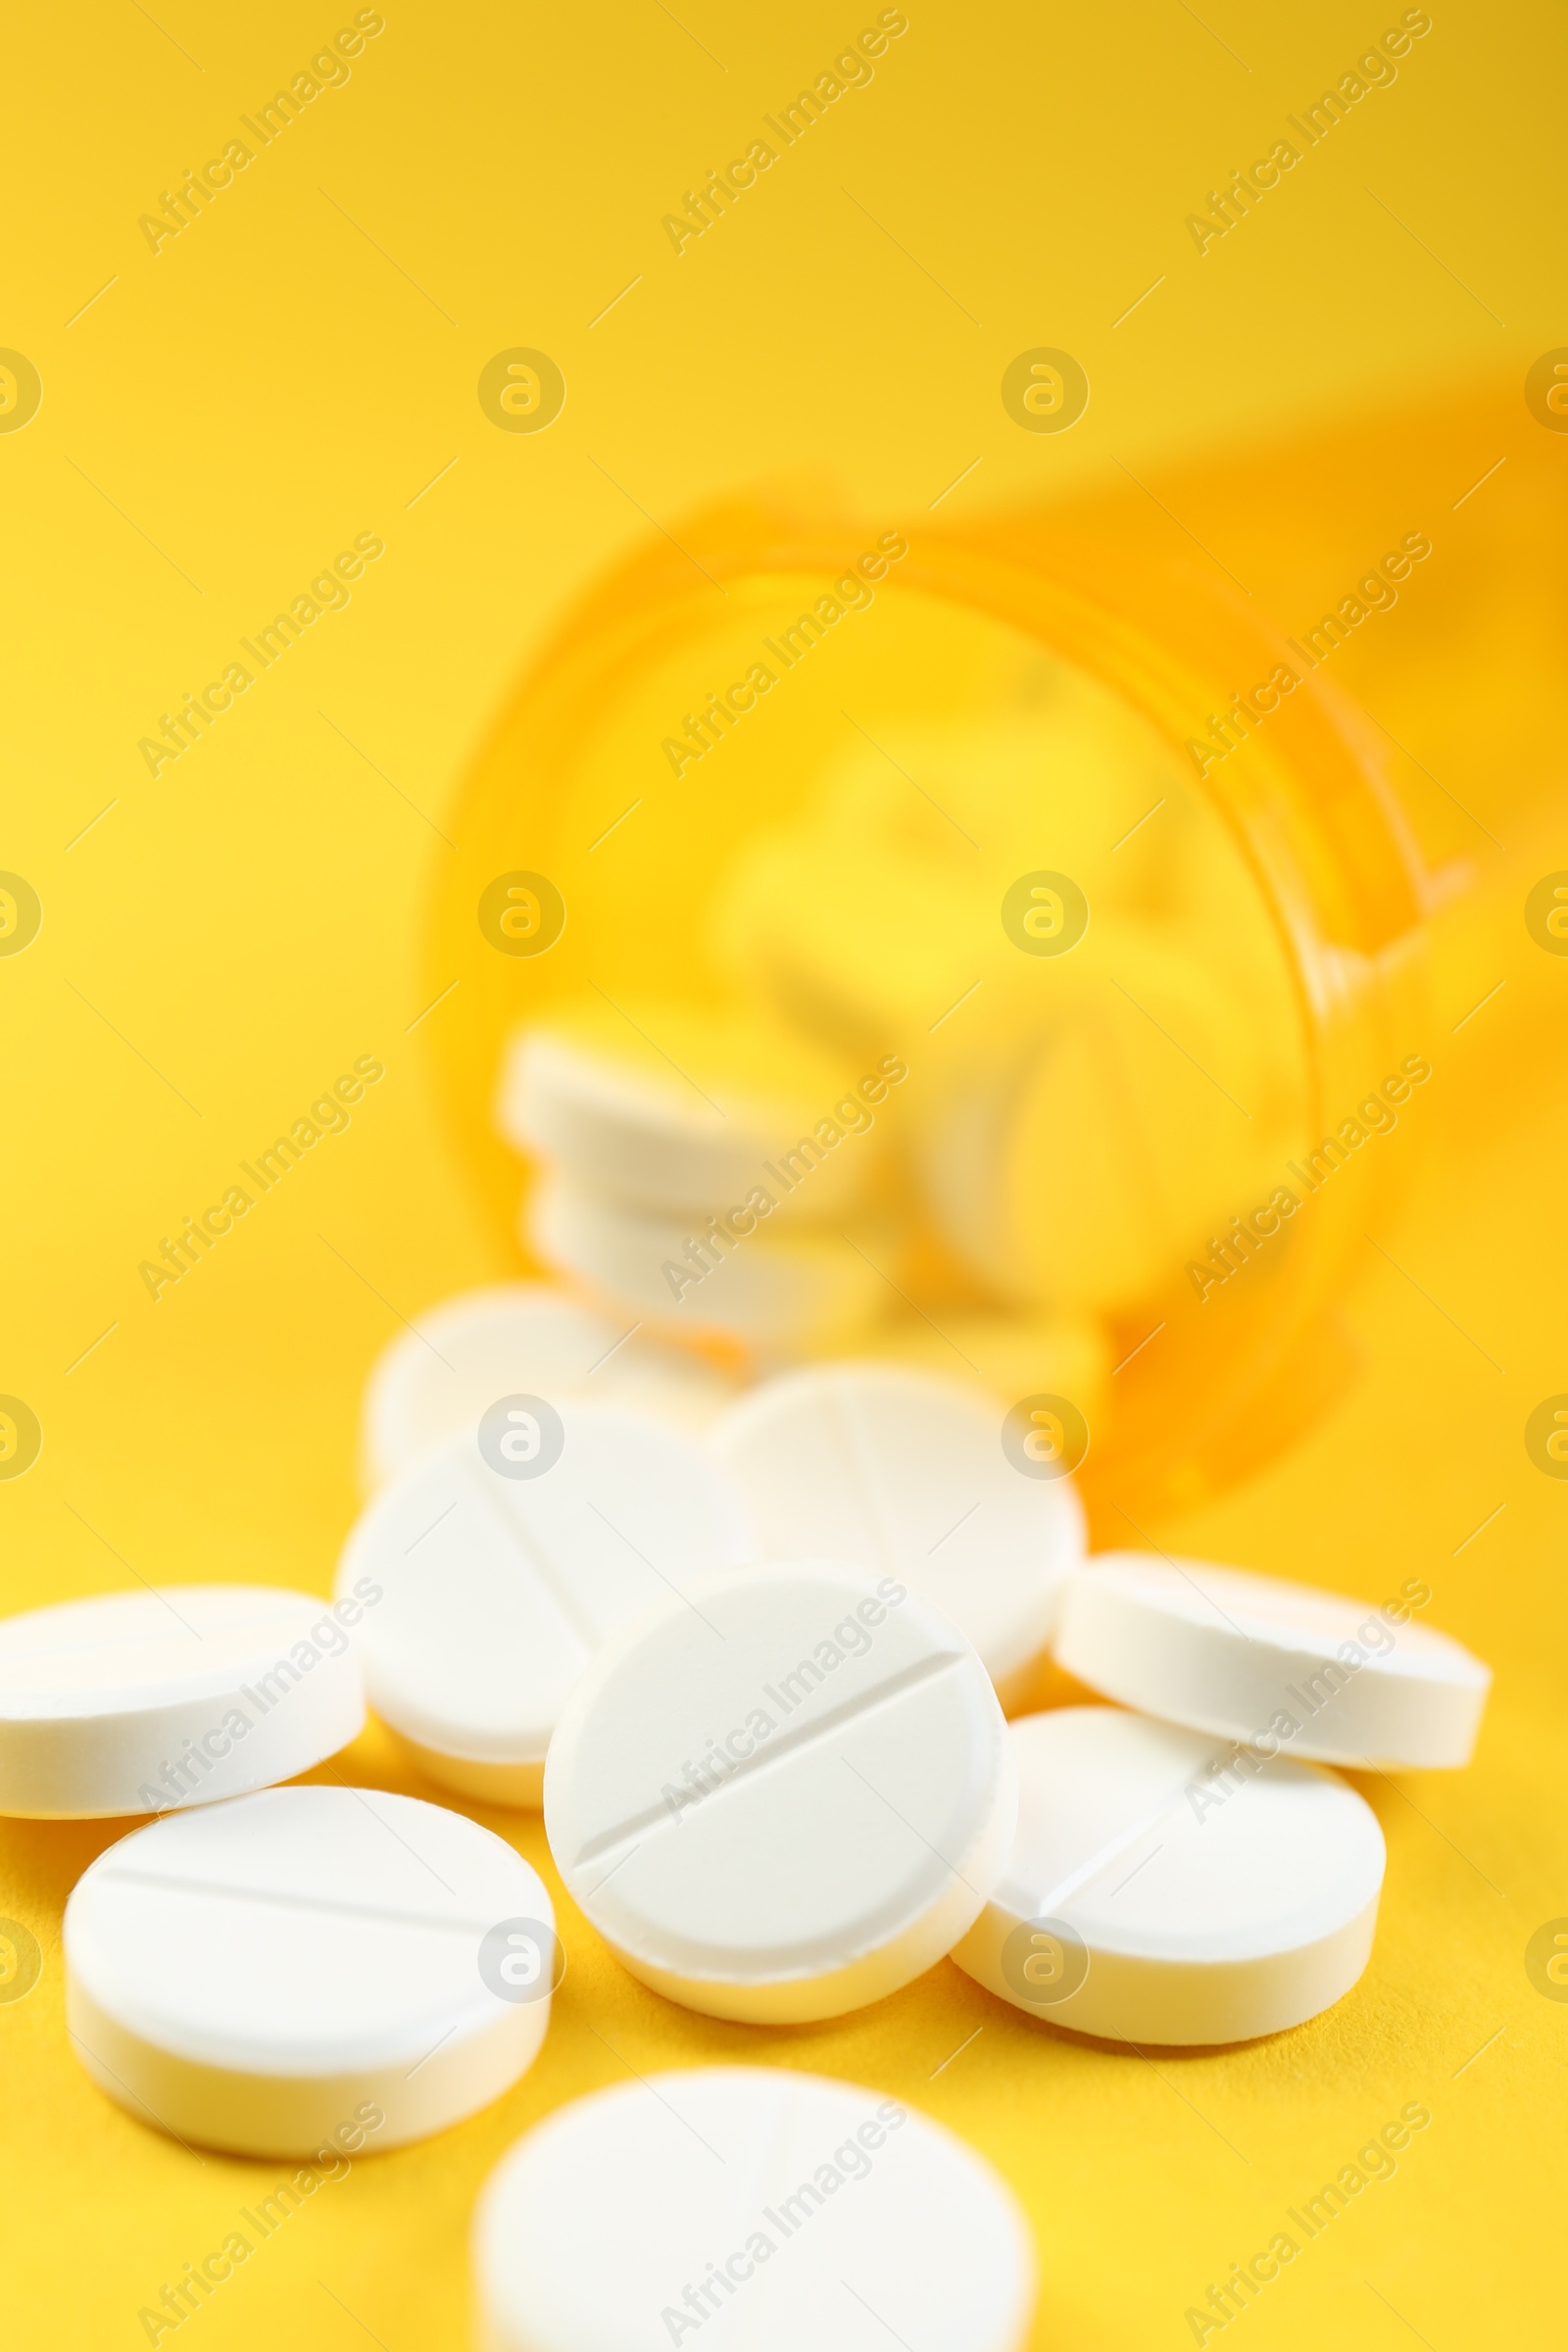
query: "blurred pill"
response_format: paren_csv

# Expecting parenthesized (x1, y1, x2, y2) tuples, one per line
(496, 994, 881, 1219)
(359, 1282, 735, 1489)
(913, 927, 1275, 1314)
(709, 708, 1178, 1054)
(524, 1171, 893, 1356)
(473, 2066, 1036, 2351)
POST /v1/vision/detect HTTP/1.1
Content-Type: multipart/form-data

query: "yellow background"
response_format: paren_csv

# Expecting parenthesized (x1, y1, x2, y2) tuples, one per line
(2, 0, 1565, 2344)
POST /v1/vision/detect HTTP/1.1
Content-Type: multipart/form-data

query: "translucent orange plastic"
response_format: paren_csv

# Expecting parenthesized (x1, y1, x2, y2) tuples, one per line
(428, 488, 1433, 1523)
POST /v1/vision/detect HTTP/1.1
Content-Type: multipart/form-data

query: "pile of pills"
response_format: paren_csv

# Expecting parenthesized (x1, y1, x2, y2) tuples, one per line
(2, 842, 1493, 2343)
(497, 994, 897, 1357)
(475, 701, 1338, 1556)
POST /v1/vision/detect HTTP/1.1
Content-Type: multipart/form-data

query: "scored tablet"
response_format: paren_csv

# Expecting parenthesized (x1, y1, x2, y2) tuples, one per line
(337, 1403, 754, 1805)
(473, 2066, 1037, 2352)
(710, 1364, 1086, 1707)
(66, 1786, 556, 2156)
(951, 1706, 1386, 2045)
(543, 1559, 1016, 2023)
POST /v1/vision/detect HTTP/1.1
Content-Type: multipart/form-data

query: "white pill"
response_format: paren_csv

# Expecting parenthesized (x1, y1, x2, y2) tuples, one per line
(544, 1560, 1016, 2023)
(708, 706, 1175, 1053)
(525, 1171, 889, 1355)
(1054, 1554, 1491, 1768)
(359, 1282, 735, 1490)
(951, 1706, 1385, 2044)
(0, 1586, 365, 1820)
(496, 998, 874, 1218)
(710, 1366, 1085, 1708)
(913, 936, 1276, 1316)
(473, 2066, 1036, 2352)
(65, 1785, 555, 2156)
(337, 1405, 754, 1806)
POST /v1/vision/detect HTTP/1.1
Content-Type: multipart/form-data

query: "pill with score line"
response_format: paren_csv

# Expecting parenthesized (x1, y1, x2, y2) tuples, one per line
(951, 1706, 1386, 2044)
(64, 1786, 556, 2156)
(336, 1402, 754, 1805)
(543, 1559, 1016, 2023)
(710, 1364, 1086, 1708)
(473, 2065, 1037, 2352)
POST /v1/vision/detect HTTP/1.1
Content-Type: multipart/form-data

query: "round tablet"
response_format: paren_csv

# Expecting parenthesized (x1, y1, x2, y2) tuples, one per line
(1054, 1554, 1491, 1768)
(525, 1173, 890, 1355)
(543, 1560, 1016, 2023)
(337, 1404, 754, 1806)
(710, 1366, 1086, 1707)
(708, 703, 1174, 1052)
(359, 1282, 735, 1490)
(914, 934, 1275, 1315)
(496, 996, 874, 1217)
(65, 1785, 555, 2156)
(0, 1585, 365, 1820)
(951, 1707, 1386, 2045)
(473, 2066, 1036, 2352)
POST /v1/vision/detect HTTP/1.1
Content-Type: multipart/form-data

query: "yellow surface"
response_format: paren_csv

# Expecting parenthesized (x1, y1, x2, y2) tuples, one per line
(2, 1, 1565, 2345)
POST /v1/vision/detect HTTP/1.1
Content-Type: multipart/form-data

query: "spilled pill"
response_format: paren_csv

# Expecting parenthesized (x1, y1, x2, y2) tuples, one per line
(710, 1364, 1085, 1707)
(0, 1585, 366, 1820)
(359, 1281, 734, 1489)
(473, 2065, 1036, 2352)
(951, 1706, 1386, 2045)
(497, 996, 875, 1219)
(65, 1785, 555, 2156)
(543, 1559, 1015, 2023)
(1055, 1554, 1491, 1769)
(337, 1404, 753, 1805)
(525, 1171, 890, 1355)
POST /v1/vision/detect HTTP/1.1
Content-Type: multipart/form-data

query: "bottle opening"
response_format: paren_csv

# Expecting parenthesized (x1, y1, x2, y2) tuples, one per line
(429, 497, 1432, 1524)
